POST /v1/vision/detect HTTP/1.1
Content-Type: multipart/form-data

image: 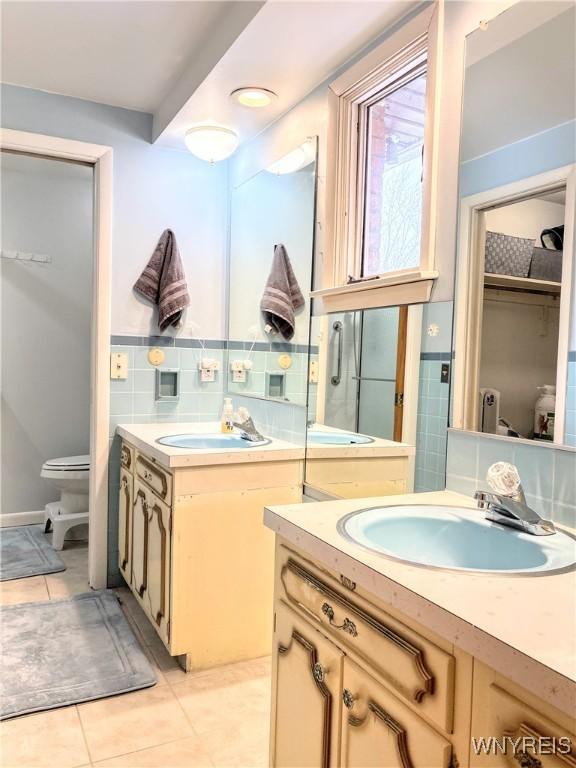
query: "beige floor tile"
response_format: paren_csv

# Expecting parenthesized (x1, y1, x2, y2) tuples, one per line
(172, 676, 271, 738)
(92, 736, 213, 767)
(77, 685, 193, 762)
(0, 575, 49, 605)
(45, 543, 90, 599)
(0, 706, 90, 768)
(199, 717, 270, 768)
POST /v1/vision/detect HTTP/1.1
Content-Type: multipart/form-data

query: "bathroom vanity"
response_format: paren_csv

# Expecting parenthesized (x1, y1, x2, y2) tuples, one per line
(116, 422, 304, 670)
(305, 425, 415, 498)
(265, 491, 576, 767)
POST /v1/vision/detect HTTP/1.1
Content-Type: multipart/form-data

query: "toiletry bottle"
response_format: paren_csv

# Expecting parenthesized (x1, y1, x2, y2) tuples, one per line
(221, 398, 234, 434)
(534, 385, 555, 441)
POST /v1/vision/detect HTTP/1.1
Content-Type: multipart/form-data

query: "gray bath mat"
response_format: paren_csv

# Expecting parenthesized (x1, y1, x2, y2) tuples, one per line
(0, 590, 156, 719)
(0, 524, 65, 581)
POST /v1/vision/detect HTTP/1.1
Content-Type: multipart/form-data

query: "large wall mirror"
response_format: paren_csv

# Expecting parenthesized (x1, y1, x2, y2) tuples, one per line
(305, 301, 453, 498)
(226, 137, 317, 406)
(453, 1, 576, 448)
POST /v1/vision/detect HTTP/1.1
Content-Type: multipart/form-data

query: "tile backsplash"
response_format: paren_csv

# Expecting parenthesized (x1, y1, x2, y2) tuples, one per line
(446, 429, 575, 528)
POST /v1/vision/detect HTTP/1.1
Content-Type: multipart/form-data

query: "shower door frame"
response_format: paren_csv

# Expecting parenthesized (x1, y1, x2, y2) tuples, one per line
(1, 128, 112, 590)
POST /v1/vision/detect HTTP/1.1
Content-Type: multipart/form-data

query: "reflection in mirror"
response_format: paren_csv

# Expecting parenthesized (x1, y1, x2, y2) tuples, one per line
(226, 138, 317, 406)
(455, 1, 576, 447)
(306, 302, 453, 498)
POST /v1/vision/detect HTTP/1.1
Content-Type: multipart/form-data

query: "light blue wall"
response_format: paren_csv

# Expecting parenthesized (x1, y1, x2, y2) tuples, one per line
(415, 302, 453, 492)
(460, 120, 576, 198)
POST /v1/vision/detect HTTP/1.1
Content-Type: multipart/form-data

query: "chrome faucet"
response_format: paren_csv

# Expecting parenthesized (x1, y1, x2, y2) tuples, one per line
(475, 462, 556, 536)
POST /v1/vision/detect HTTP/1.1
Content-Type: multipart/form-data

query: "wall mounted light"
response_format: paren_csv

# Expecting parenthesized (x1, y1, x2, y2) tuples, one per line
(184, 126, 239, 163)
(230, 87, 277, 108)
(266, 139, 316, 175)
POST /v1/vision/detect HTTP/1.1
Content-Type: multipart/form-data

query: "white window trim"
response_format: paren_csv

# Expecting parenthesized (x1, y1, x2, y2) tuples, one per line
(318, 2, 443, 311)
(452, 163, 576, 446)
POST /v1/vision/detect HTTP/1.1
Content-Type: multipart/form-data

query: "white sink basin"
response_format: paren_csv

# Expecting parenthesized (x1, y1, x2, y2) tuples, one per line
(156, 434, 270, 450)
(338, 505, 576, 575)
(307, 431, 374, 446)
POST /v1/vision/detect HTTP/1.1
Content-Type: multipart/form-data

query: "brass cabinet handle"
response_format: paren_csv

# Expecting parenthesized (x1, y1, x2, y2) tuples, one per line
(322, 602, 358, 637)
(513, 755, 542, 768)
(120, 477, 128, 490)
(342, 688, 356, 710)
(313, 662, 328, 683)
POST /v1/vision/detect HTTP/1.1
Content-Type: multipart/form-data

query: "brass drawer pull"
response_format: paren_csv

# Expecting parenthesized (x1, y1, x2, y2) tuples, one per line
(342, 688, 356, 710)
(322, 602, 358, 637)
(514, 755, 542, 768)
(313, 662, 328, 683)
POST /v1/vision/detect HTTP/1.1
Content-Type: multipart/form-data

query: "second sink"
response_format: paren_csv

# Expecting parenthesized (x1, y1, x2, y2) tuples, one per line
(157, 433, 271, 450)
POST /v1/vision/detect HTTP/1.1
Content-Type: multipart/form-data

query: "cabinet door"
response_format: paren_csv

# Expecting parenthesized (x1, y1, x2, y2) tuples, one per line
(272, 603, 343, 768)
(340, 659, 453, 768)
(118, 468, 133, 585)
(132, 480, 149, 601)
(145, 497, 171, 645)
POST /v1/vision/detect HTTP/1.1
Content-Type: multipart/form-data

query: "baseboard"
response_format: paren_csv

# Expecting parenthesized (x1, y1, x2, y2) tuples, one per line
(0, 510, 45, 528)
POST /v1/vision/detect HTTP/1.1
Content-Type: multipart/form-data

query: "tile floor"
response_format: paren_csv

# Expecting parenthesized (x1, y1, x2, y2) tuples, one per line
(0, 543, 272, 768)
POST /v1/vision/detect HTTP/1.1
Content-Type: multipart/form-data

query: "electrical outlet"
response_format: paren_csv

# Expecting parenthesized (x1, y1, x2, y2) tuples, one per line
(309, 360, 319, 384)
(198, 358, 219, 383)
(441, 363, 450, 384)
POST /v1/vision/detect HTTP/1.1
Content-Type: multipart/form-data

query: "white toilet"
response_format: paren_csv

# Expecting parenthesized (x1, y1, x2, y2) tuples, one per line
(41, 455, 90, 550)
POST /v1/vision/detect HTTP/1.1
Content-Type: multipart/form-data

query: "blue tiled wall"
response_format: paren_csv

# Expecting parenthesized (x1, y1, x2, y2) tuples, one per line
(415, 302, 453, 492)
(446, 429, 576, 528)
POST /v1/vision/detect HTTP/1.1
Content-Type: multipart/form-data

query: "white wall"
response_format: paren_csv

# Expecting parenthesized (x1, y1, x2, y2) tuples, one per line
(484, 198, 565, 241)
(1, 153, 93, 514)
(1, 85, 229, 341)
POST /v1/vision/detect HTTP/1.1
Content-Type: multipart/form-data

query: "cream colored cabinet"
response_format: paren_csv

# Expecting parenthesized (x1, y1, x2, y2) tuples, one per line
(118, 467, 133, 585)
(131, 478, 172, 645)
(119, 439, 303, 670)
(341, 659, 453, 768)
(272, 603, 343, 768)
(470, 662, 576, 768)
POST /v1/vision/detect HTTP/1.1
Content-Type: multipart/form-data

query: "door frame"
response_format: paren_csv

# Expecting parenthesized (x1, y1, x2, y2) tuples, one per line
(1, 128, 112, 589)
(453, 164, 576, 444)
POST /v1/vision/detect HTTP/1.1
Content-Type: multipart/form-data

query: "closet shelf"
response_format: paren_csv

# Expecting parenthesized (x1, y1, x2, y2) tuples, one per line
(484, 272, 561, 296)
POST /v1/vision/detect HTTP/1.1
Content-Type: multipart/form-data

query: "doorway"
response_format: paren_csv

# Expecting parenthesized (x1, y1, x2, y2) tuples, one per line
(0, 129, 112, 589)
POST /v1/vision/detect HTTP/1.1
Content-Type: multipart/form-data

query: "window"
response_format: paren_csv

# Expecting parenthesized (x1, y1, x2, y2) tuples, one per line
(317, 5, 441, 310)
(362, 71, 426, 277)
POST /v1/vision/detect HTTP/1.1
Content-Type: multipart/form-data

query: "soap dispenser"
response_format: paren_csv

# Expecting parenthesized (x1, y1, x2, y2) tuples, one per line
(221, 398, 234, 434)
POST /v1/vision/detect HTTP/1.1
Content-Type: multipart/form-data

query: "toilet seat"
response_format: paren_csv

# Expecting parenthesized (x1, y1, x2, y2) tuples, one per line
(42, 455, 90, 471)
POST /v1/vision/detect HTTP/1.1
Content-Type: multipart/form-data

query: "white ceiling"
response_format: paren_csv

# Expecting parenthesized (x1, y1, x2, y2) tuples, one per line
(1, 0, 418, 150)
(462, 5, 576, 162)
(0, 1, 261, 113)
(154, 1, 418, 148)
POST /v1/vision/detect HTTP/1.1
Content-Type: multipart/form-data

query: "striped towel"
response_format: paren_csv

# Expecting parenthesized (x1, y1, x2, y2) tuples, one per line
(260, 244, 304, 341)
(133, 229, 190, 331)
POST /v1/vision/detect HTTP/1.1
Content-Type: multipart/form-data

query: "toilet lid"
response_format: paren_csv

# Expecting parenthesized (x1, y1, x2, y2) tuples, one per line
(43, 455, 90, 470)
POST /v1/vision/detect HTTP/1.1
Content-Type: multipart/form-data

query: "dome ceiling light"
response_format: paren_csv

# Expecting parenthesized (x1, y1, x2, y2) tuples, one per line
(184, 126, 239, 163)
(230, 87, 277, 108)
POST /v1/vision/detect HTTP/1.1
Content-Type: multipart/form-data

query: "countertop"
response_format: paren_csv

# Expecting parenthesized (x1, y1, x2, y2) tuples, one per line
(264, 490, 576, 716)
(306, 423, 415, 459)
(117, 421, 304, 469)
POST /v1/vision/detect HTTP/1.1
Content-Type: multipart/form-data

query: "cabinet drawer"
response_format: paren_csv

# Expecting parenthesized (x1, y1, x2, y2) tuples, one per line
(341, 658, 453, 768)
(471, 663, 576, 768)
(121, 441, 134, 472)
(279, 554, 455, 733)
(135, 452, 172, 503)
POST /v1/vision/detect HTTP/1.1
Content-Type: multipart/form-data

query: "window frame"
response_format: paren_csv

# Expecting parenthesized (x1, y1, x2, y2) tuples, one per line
(317, 4, 442, 311)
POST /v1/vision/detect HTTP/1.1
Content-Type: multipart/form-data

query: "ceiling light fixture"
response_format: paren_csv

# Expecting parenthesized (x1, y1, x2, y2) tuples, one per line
(184, 126, 239, 163)
(231, 87, 277, 108)
(266, 140, 316, 175)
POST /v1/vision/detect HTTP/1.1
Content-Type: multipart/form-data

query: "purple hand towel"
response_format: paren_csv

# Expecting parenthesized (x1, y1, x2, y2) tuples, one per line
(133, 229, 190, 331)
(260, 244, 304, 341)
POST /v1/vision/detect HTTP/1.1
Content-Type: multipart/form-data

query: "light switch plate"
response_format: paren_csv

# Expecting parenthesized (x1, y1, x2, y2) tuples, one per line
(200, 368, 216, 383)
(110, 352, 128, 380)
